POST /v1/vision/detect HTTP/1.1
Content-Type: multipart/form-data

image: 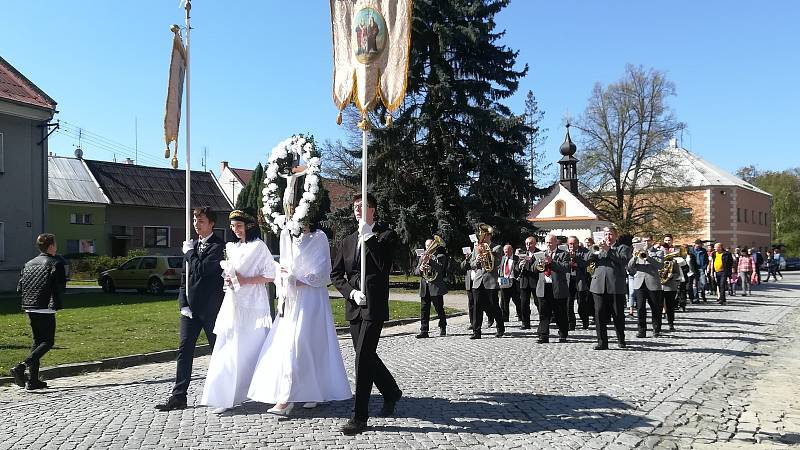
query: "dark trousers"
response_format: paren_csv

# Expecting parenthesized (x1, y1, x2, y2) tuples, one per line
(715, 272, 727, 303)
(500, 284, 521, 322)
(172, 314, 217, 400)
(420, 294, 446, 332)
(567, 279, 578, 329)
(350, 319, 401, 421)
(755, 268, 762, 284)
(537, 284, 568, 340)
(466, 288, 474, 326)
(471, 287, 503, 336)
(593, 293, 626, 345)
(663, 291, 678, 326)
(636, 287, 664, 334)
(25, 312, 56, 381)
(577, 290, 593, 328)
(518, 287, 534, 327)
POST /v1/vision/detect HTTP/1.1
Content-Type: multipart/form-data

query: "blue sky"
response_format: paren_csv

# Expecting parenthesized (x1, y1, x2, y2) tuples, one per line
(2, 1, 798, 180)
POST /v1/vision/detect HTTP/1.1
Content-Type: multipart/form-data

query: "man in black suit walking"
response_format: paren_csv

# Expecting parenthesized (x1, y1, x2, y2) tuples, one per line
(331, 193, 402, 435)
(534, 234, 570, 343)
(414, 238, 448, 338)
(586, 226, 632, 350)
(517, 236, 539, 330)
(156, 207, 225, 411)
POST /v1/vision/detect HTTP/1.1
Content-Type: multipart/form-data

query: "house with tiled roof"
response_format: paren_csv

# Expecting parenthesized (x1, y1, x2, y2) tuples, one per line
(217, 161, 253, 204)
(527, 126, 611, 241)
(0, 56, 57, 292)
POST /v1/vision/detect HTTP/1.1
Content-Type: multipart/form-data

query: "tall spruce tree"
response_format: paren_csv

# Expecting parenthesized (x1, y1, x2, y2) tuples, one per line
(361, 0, 536, 257)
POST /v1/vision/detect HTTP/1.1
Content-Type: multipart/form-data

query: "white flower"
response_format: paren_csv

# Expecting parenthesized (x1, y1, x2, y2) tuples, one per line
(302, 191, 315, 201)
(308, 157, 320, 166)
(310, 185, 319, 194)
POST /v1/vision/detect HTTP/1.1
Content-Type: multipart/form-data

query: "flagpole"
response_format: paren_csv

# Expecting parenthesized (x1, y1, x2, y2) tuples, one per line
(184, 0, 192, 296)
(360, 120, 368, 292)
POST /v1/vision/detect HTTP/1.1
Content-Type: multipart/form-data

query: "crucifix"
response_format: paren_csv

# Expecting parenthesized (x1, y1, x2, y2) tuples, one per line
(279, 152, 308, 218)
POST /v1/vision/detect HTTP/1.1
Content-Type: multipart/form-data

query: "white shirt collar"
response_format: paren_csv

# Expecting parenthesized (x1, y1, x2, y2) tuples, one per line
(199, 232, 213, 245)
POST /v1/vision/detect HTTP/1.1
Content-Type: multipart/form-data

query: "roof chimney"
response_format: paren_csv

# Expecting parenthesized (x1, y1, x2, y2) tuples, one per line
(124, 158, 134, 165)
(220, 161, 229, 174)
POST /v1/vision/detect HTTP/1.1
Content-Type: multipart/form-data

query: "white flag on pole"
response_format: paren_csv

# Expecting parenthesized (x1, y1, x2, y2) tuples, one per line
(164, 26, 186, 164)
(330, 0, 412, 117)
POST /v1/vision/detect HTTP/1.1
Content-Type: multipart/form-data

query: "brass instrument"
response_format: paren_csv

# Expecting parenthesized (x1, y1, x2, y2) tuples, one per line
(534, 257, 546, 272)
(587, 244, 600, 275)
(476, 224, 495, 272)
(659, 246, 688, 284)
(419, 235, 445, 282)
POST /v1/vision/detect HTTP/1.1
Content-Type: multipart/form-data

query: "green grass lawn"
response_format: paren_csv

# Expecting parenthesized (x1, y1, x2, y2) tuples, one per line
(0, 292, 452, 375)
(66, 280, 99, 287)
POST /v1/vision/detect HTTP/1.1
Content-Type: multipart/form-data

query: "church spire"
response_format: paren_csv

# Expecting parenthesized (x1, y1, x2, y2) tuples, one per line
(558, 123, 579, 194)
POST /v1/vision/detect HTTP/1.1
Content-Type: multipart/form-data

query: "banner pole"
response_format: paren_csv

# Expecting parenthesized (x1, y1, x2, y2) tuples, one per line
(184, 0, 192, 298)
(360, 124, 367, 292)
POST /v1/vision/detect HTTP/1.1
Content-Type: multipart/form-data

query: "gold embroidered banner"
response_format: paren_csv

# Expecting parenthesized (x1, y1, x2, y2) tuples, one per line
(164, 26, 186, 158)
(330, 0, 412, 115)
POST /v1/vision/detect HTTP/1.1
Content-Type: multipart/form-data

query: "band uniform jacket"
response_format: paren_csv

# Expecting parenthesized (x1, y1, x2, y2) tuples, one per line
(568, 247, 591, 292)
(469, 244, 503, 290)
(628, 247, 665, 291)
(415, 253, 448, 297)
(534, 248, 570, 299)
(178, 233, 225, 321)
(517, 252, 539, 290)
(586, 243, 632, 295)
(497, 254, 520, 288)
(331, 223, 397, 322)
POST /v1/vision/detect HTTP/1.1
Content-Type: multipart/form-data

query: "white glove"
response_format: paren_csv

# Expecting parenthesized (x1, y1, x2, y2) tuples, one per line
(182, 240, 195, 254)
(358, 221, 375, 242)
(351, 289, 367, 306)
(180, 306, 193, 319)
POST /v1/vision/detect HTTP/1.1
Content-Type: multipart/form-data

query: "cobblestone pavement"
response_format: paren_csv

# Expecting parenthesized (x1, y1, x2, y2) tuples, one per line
(2, 274, 799, 449)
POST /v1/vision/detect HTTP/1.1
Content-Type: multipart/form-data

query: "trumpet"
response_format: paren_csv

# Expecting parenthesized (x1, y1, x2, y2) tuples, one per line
(638, 250, 649, 259)
(418, 235, 445, 282)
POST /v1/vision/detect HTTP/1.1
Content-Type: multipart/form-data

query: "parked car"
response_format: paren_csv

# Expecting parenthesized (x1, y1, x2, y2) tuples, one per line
(784, 257, 800, 271)
(98, 256, 184, 294)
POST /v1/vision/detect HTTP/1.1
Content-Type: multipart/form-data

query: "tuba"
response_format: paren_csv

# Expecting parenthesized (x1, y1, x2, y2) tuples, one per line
(659, 246, 688, 284)
(419, 235, 445, 282)
(476, 224, 495, 272)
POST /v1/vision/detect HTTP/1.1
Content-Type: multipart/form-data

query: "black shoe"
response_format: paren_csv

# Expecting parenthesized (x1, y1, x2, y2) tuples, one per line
(469, 334, 481, 340)
(582, 324, 589, 330)
(569, 324, 576, 331)
(10, 364, 27, 388)
(379, 391, 402, 417)
(636, 331, 646, 338)
(593, 343, 608, 350)
(487, 319, 494, 328)
(618, 340, 627, 349)
(558, 337, 567, 343)
(25, 379, 48, 390)
(669, 325, 675, 332)
(155, 396, 188, 411)
(536, 338, 549, 344)
(520, 323, 531, 330)
(654, 332, 662, 338)
(341, 418, 368, 435)
(467, 325, 473, 331)
(415, 332, 429, 339)
(439, 328, 446, 337)
(495, 330, 505, 338)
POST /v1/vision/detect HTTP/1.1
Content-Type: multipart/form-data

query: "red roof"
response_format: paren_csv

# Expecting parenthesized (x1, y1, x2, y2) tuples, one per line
(230, 167, 253, 185)
(321, 177, 355, 211)
(0, 56, 56, 111)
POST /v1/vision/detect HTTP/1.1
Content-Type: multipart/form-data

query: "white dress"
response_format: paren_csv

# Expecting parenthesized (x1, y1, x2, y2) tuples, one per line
(248, 229, 352, 404)
(200, 239, 275, 409)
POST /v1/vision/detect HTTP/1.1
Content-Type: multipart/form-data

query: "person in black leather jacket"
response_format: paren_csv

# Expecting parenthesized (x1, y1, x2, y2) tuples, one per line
(11, 233, 67, 390)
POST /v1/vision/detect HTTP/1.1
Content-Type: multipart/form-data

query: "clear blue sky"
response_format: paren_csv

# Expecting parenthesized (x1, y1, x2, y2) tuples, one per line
(2, 1, 798, 179)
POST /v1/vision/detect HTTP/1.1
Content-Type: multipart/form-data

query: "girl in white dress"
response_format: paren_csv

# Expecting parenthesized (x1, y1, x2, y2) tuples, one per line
(200, 209, 275, 414)
(248, 226, 352, 415)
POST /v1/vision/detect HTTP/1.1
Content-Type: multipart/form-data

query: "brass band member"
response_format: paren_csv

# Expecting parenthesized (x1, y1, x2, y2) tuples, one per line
(534, 234, 571, 343)
(627, 233, 665, 338)
(468, 224, 505, 339)
(586, 226, 632, 350)
(566, 236, 591, 329)
(661, 246, 684, 332)
(516, 236, 539, 330)
(498, 244, 521, 326)
(414, 237, 448, 338)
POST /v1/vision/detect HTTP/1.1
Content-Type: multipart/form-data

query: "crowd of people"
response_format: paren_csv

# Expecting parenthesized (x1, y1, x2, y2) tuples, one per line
(414, 225, 789, 350)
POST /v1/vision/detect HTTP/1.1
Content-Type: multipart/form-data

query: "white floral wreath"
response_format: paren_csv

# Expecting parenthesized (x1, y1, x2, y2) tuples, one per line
(262, 135, 322, 236)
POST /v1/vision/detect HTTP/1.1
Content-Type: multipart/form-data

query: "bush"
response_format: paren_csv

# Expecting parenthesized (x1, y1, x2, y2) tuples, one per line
(66, 248, 151, 279)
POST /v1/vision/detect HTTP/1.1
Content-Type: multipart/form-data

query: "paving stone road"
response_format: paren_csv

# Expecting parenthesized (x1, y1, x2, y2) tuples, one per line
(2, 274, 799, 449)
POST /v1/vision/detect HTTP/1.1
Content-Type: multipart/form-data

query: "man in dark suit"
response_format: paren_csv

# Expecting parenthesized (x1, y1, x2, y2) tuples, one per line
(498, 244, 521, 325)
(414, 238, 448, 338)
(468, 225, 505, 339)
(460, 251, 475, 330)
(516, 236, 539, 330)
(331, 193, 402, 435)
(534, 234, 570, 343)
(627, 234, 665, 338)
(566, 236, 592, 329)
(586, 226, 632, 350)
(156, 207, 225, 411)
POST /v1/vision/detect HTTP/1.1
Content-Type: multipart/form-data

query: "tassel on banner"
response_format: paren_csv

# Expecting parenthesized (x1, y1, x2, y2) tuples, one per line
(336, 111, 343, 125)
(357, 117, 371, 131)
(164, 147, 171, 158)
(385, 114, 392, 127)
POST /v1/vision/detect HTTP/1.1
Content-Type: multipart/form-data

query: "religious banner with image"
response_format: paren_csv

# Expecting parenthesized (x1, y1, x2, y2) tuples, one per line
(330, 0, 412, 118)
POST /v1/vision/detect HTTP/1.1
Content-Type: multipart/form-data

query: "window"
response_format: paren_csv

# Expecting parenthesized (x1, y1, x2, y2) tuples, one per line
(119, 258, 140, 270)
(168, 257, 184, 269)
(554, 200, 566, 217)
(70, 213, 93, 225)
(213, 227, 226, 242)
(643, 211, 655, 223)
(737, 208, 741, 222)
(66, 240, 79, 254)
(0, 222, 4, 260)
(752, 210, 755, 224)
(759, 211, 763, 225)
(140, 257, 157, 270)
(744, 209, 748, 223)
(144, 226, 170, 248)
(0, 132, 4, 173)
(678, 207, 693, 219)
